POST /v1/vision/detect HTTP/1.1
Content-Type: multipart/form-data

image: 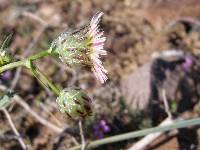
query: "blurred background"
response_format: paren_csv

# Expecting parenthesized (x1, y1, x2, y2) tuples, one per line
(1, 0, 200, 149)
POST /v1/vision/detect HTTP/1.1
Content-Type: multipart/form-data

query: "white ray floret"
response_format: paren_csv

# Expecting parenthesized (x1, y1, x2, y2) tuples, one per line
(88, 12, 108, 84)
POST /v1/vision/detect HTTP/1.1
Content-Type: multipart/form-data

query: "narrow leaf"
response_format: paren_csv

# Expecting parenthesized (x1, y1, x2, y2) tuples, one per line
(0, 34, 13, 51)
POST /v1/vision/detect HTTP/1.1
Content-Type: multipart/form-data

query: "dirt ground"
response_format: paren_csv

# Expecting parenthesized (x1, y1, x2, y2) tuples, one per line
(0, 0, 200, 150)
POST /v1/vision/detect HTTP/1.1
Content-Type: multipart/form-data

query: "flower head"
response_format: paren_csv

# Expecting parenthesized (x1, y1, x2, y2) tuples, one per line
(56, 88, 92, 119)
(50, 12, 108, 83)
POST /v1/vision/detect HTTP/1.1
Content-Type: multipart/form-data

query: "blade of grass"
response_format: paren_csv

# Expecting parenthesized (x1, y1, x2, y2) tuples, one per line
(69, 117, 200, 150)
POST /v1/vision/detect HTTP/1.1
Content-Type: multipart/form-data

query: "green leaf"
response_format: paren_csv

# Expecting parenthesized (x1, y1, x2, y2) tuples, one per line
(0, 91, 14, 110)
(0, 34, 13, 52)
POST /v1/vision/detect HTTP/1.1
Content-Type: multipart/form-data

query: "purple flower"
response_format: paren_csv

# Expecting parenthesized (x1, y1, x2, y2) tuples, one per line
(1, 70, 12, 80)
(93, 119, 110, 138)
(181, 56, 193, 71)
(100, 120, 110, 132)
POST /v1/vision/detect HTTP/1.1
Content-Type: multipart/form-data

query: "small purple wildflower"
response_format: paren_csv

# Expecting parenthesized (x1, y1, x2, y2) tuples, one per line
(181, 56, 193, 71)
(100, 120, 110, 132)
(1, 70, 12, 80)
(93, 119, 110, 138)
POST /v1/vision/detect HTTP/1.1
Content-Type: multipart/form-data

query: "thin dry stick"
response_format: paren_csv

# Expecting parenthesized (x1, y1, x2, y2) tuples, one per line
(127, 90, 174, 150)
(79, 121, 86, 150)
(36, 102, 79, 145)
(22, 11, 48, 27)
(0, 85, 64, 133)
(127, 117, 177, 150)
(14, 95, 64, 133)
(39, 101, 63, 127)
(151, 49, 184, 59)
(3, 108, 27, 150)
(22, 11, 63, 28)
(0, 86, 77, 146)
(162, 89, 172, 118)
(0, 132, 19, 140)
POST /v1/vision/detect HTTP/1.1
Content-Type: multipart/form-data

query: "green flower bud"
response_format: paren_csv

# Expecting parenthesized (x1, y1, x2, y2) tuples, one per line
(56, 88, 92, 119)
(0, 51, 12, 66)
(50, 29, 91, 67)
(0, 34, 13, 66)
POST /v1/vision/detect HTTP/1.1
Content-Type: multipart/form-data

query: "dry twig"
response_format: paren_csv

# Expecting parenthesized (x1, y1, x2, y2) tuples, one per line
(0, 85, 64, 133)
(162, 89, 172, 118)
(79, 120, 86, 150)
(14, 95, 64, 133)
(39, 101, 63, 127)
(3, 108, 28, 150)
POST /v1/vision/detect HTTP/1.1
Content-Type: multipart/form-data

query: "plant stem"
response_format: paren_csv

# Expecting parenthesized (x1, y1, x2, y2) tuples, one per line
(0, 61, 25, 73)
(0, 50, 50, 74)
(0, 50, 60, 96)
(69, 117, 200, 150)
(3, 108, 28, 150)
(30, 64, 60, 96)
(28, 50, 50, 61)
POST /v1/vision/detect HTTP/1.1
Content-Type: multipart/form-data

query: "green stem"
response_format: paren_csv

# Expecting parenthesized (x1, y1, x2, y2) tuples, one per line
(0, 50, 50, 74)
(69, 117, 200, 150)
(0, 50, 60, 96)
(28, 50, 50, 61)
(30, 63, 60, 96)
(0, 61, 25, 73)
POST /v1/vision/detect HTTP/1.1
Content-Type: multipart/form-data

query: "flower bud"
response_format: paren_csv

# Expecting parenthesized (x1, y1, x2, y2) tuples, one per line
(50, 29, 90, 67)
(0, 34, 13, 66)
(56, 88, 92, 119)
(0, 51, 12, 66)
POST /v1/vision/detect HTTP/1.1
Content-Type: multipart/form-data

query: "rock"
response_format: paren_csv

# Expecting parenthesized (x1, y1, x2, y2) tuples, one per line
(121, 62, 152, 110)
(121, 53, 200, 115)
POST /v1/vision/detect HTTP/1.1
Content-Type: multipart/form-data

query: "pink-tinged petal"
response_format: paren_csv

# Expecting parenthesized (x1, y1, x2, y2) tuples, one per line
(88, 12, 108, 84)
(92, 65, 108, 84)
(91, 57, 102, 66)
(92, 60, 108, 74)
(93, 38, 106, 45)
(90, 12, 104, 27)
(96, 50, 107, 55)
(93, 42, 103, 47)
(93, 45, 104, 51)
(94, 32, 104, 39)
